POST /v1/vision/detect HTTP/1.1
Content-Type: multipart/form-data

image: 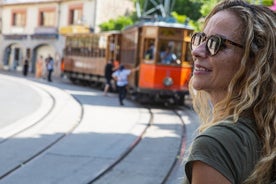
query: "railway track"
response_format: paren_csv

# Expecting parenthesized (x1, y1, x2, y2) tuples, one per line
(0, 75, 196, 184)
(88, 107, 187, 184)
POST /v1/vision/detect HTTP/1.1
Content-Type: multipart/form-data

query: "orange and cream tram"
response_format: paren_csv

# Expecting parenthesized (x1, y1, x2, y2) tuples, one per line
(62, 22, 193, 105)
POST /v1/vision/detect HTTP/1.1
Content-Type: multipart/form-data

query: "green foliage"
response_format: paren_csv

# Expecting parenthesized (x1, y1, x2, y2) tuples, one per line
(171, 11, 188, 23)
(189, 18, 204, 32)
(260, 0, 273, 6)
(190, 0, 273, 17)
(201, 0, 220, 16)
(172, 0, 203, 21)
(99, 16, 133, 32)
(248, 0, 273, 5)
(187, 0, 274, 30)
(101, 0, 274, 32)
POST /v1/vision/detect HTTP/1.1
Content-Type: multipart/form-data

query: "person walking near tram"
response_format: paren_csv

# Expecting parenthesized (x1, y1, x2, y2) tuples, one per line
(184, 0, 275, 184)
(112, 64, 139, 106)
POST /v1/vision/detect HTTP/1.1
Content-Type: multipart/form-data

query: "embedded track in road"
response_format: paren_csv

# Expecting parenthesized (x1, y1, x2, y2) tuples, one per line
(87, 106, 189, 184)
(0, 74, 194, 184)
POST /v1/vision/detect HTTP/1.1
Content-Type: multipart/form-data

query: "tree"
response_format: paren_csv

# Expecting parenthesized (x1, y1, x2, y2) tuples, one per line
(99, 0, 274, 32)
(99, 16, 133, 32)
(192, 0, 274, 17)
(173, 0, 202, 20)
(188, 0, 274, 30)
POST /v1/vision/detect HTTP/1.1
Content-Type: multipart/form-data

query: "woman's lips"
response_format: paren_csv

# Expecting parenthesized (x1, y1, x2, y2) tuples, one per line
(194, 64, 212, 74)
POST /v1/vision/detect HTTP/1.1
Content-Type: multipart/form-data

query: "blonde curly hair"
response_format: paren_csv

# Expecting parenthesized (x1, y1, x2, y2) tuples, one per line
(189, 0, 276, 183)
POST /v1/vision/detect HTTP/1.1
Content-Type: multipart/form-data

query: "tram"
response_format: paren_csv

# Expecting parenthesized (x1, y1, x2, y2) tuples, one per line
(62, 22, 193, 105)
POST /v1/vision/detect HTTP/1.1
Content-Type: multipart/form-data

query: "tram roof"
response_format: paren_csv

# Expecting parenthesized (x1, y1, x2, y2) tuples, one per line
(124, 21, 193, 31)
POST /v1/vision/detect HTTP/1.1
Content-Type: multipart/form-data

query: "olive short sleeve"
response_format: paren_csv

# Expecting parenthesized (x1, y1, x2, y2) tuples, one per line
(185, 119, 261, 184)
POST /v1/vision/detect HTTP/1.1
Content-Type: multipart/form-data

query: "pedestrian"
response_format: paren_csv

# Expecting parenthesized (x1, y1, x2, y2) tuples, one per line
(112, 64, 139, 106)
(103, 59, 114, 96)
(22, 58, 29, 76)
(35, 55, 43, 79)
(184, 1, 275, 184)
(46, 55, 54, 82)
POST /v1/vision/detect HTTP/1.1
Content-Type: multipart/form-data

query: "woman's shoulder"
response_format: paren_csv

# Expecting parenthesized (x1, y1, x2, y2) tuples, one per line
(201, 118, 259, 144)
(185, 118, 261, 183)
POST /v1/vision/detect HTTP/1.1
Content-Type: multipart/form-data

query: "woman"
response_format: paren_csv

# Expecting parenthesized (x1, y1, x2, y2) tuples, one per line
(35, 55, 43, 78)
(185, 0, 275, 184)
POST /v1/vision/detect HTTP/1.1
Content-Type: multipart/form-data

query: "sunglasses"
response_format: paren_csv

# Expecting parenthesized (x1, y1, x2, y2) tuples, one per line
(190, 32, 244, 56)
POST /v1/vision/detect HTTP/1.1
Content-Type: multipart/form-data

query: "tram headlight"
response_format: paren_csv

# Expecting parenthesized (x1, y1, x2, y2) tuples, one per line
(163, 77, 173, 87)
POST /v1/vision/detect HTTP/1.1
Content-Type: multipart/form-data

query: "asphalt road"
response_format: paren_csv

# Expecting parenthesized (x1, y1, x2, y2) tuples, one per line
(0, 71, 200, 184)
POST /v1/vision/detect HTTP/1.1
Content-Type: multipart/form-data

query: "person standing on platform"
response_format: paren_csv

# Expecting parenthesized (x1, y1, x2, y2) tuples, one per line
(112, 64, 139, 106)
(46, 55, 54, 82)
(22, 58, 29, 76)
(35, 55, 43, 79)
(184, 0, 275, 184)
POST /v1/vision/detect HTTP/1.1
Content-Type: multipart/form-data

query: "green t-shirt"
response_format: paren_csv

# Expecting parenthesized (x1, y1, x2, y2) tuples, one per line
(185, 118, 261, 184)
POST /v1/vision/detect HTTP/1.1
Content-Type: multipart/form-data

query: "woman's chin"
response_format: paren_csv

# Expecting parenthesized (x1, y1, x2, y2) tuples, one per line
(192, 81, 206, 91)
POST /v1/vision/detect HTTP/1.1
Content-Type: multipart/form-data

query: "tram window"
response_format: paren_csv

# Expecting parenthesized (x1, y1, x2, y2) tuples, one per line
(144, 39, 155, 60)
(65, 37, 72, 55)
(185, 43, 192, 63)
(83, 38, 91, 56)
(158, 41, 182, 65)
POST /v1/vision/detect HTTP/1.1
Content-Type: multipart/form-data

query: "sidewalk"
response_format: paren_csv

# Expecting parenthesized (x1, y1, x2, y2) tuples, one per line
(0, 73, 54, 137)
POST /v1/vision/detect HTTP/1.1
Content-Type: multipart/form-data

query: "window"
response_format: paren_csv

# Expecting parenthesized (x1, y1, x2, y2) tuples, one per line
(12, 10, 26, 26)
(39, 8, 55, 26)
(64, 34, 107, 58)
(158, 40, 182, 65)
(143, 39, 155, 60)
(68, 4, 83, 25)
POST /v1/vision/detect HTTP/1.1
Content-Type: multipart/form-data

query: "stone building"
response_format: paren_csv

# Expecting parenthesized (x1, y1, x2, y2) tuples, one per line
(0, 0, 134, 76)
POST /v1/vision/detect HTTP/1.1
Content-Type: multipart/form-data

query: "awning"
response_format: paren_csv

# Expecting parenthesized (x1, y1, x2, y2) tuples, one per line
(59, 25, 91, 35)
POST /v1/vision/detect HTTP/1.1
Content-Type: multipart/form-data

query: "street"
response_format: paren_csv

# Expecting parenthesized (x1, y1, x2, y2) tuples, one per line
(0, 72, 200, 184)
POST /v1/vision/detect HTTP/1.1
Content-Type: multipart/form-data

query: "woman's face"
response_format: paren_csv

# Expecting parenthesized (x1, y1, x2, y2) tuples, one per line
(191, 10, 244, 104)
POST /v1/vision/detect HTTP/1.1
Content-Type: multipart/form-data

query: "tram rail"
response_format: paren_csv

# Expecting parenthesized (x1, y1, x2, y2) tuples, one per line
(0, 74, 195, 184)
(88, 107, 187, 184)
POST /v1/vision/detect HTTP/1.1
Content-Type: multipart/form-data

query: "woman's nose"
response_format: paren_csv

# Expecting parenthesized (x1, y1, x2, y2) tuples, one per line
(191, 42, 208, 58)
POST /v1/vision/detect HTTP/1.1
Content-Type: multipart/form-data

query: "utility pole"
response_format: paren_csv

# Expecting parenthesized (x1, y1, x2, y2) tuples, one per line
(136, 0, 175, 20)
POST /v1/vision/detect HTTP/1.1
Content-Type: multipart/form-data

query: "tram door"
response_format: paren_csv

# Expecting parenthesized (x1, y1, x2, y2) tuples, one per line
(140, 26, 157, 65)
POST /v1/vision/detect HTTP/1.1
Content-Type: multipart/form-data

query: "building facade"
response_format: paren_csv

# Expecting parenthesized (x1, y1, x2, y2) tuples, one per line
(0, 0, 134, 76)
